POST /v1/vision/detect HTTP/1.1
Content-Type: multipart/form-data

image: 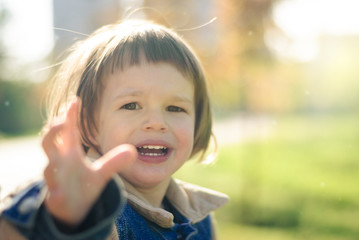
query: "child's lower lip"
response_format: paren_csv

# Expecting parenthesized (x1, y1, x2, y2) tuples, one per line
(137, 149, 172, 163)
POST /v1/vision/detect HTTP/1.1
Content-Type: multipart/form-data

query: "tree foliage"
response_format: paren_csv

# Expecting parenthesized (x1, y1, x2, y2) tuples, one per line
(0, 81, 44, 135)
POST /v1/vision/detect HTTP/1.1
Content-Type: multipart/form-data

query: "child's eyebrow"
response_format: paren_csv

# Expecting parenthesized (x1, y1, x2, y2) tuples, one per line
(170, 95, 193, 104)
(113, 89, 143, 100)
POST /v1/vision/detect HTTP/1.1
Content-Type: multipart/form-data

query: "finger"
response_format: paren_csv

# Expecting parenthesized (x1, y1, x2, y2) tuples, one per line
(42, 123, 65, 161)
(93, 144, 137, 182)
(62, 100, 82, 150)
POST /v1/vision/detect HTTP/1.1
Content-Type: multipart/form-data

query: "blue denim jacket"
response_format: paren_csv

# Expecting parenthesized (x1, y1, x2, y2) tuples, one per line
(116, 200, 212, 240)
(116, 195, 212, 240)
(0, 178, 228, 239)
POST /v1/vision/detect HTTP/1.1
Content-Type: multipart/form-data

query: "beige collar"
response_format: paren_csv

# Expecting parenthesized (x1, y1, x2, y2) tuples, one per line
(86, 153, 229, 228)
(122, 178, 229, 228)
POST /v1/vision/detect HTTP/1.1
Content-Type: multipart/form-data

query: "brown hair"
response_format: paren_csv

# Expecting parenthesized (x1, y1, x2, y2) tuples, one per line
(45, 20, 213, 161)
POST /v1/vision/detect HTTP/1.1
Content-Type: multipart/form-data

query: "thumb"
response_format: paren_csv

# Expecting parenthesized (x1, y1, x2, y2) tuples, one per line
(93, 144, 137, 182)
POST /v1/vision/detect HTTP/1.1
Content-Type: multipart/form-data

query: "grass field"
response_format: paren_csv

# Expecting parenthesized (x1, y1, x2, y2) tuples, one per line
(175, 113, 359, 240)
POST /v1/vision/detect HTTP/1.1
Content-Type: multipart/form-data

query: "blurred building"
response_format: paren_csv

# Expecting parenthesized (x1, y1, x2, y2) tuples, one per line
(52, 0, 122, 57)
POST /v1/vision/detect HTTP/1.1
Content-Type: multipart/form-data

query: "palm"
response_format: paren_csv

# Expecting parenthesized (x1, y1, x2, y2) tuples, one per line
(42, 101, 136, 226)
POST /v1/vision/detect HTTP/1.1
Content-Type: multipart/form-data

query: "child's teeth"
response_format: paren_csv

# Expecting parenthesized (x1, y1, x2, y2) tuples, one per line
(142, 145, 166, 149)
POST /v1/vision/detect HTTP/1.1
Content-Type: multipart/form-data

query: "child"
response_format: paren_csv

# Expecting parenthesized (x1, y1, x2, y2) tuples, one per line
(0, 20, 228, 239)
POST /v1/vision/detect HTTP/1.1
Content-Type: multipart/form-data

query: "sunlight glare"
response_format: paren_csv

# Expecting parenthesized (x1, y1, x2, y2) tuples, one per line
(271, 0, 359, 62)
(2, 0, 53, 63)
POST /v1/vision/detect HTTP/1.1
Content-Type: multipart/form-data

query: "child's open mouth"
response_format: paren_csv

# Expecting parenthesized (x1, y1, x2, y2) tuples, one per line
(136, 145, 169, 157)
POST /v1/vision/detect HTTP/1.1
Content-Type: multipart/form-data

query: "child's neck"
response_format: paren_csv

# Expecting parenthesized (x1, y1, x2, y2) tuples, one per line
(123, 178, 171, 208)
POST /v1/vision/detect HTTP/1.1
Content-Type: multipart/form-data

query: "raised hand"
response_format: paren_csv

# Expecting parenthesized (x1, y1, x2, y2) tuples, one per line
(42, 100, 137, 226)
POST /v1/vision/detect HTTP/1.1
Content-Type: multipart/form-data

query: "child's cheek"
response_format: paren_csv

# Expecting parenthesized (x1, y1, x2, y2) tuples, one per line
(175, 119, 195, 147)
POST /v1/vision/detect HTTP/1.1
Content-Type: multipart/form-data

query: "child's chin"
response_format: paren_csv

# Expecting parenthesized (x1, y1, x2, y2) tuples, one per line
(127, 173, 171, 188)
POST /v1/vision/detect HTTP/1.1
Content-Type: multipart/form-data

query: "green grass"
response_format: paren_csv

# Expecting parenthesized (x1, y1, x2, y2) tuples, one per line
(175, 113, 359, 239)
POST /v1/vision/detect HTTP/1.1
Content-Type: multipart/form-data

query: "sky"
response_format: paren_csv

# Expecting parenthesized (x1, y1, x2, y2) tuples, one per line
(1, 0, 53, 63)
(1, 0, 359, 64)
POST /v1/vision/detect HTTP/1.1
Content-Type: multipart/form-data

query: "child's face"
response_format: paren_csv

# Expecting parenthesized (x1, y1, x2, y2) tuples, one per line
(93, 61, 195, 188)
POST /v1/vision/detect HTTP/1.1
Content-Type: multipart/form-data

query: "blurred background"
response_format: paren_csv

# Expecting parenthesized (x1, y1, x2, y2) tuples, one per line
(0, 0, 358, 239)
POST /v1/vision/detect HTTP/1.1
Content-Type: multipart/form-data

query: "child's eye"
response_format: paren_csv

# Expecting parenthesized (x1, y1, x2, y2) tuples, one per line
(167, 105, 185, 112)
(121, 102, 140, 110)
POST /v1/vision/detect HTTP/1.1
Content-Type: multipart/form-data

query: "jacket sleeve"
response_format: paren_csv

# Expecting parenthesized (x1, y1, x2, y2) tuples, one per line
(0, 177, 126, 240)
(0, 218, 27, 240)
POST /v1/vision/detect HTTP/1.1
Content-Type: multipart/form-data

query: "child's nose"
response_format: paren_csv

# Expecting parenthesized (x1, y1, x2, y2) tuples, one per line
(142, 111, 168, 133)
